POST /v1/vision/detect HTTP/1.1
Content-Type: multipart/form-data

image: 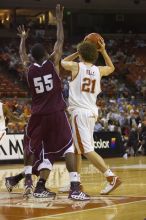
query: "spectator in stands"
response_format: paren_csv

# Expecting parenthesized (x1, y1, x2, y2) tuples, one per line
(135, 57, 144, 66)
(94, 119, 104, 132)
(139, 119, 146, 155)
(128, 109, 137, 127)
(127, 125, 139, 156)
(119, 110, 128, 129)
(125, 54, 136, 64)
(107, 119, 116, 132)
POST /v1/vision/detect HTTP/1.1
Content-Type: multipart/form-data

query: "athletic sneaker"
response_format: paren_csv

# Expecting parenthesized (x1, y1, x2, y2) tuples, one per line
(68, 181, 90, 201)
(5, 176, 19, 192)
(100, 176, 122, 195)
(69, 190, 90, 201)
(33, 186, 56, 198)
(24, 176, 33, 196)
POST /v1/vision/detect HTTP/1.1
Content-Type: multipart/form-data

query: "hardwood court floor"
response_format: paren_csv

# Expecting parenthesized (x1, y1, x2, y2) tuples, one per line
(0, 156, 146, 220)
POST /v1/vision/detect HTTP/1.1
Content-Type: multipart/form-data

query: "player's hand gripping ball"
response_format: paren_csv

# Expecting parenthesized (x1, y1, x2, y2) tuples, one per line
(84, 33, 104, 49)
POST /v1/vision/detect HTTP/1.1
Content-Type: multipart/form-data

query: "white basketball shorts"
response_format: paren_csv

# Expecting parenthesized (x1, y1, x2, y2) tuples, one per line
(71, 108, 97, 154)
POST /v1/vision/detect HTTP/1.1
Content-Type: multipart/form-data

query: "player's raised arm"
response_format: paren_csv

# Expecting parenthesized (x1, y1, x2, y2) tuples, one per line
(98, 39, 115, 77)
(50, 4, 64, 72)
(61, 51, 79, 70)
(61, 52, 79, 79)
(17, 25, 29, 68)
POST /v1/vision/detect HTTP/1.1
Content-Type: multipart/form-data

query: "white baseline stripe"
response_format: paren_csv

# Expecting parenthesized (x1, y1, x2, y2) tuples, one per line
(112, 164, 146, 169)
(87, 182, 146, 186)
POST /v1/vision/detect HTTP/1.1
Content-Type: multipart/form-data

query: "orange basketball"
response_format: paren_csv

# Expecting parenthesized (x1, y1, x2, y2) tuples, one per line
(84, 33, 103, 49)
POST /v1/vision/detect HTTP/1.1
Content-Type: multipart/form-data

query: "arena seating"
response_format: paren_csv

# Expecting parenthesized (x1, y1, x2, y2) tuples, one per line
(0, 73, 28, 98)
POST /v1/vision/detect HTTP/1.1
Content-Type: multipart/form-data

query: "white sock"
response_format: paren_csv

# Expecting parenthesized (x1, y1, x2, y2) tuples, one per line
(24, 166, 32, 175)
(69, 172, 78, 182)
(104, 169, 115, 177)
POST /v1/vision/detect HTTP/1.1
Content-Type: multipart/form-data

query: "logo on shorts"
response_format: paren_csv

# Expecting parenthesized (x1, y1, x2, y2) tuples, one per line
(94, 139, 110, 149)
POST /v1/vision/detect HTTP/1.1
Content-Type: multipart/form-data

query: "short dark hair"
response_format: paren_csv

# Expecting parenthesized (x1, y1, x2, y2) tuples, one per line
(31, 43, 46, 62)
(77, 41, 98, 63)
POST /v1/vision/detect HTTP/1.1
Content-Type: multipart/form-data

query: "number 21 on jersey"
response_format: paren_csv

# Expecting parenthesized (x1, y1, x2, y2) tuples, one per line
(33, 74, 53, 94)
(82, 77, 96, 93)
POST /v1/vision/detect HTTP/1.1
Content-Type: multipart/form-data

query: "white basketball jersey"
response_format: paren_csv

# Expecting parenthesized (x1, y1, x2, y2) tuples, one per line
(69, 62, 101, 116)
(0, 102, 6, 131)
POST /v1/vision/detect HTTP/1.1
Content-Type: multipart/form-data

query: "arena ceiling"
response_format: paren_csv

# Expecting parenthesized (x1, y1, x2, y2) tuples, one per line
(0, 0, 146, 18)
(0, 0, 146, 11)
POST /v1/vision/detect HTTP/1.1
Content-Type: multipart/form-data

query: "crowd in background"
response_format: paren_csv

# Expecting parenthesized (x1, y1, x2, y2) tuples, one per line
(1, 35, 146, 97)
(0, 34, 146, 156)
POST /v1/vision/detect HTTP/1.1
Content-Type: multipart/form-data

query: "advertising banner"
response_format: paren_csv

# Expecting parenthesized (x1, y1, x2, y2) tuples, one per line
(0, 134, 24, 160)
(94, 131, 124, 157)
(0, 132, 124, 161)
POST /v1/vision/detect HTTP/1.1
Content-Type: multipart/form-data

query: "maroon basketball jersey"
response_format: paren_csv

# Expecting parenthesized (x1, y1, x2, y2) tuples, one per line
(27, 60, 66, 115)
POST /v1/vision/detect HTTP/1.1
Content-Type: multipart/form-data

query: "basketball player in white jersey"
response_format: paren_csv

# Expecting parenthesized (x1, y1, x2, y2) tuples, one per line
(0, 101, 24, 141)
(61, 39, 121, 195)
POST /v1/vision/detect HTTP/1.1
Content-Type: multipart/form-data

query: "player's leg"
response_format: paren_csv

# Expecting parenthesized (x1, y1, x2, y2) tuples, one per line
(23, 130, 35, 196)
(75, 152, 83, 190)
(5, 156, 43, 193)
(76, 153, 82, 173)
(64, 148, 90, 201)
(5, 158, 41, 193)
(33, 159, 56, 198)
(84, 151, 121, 195)
(23, 150, 34, 196)
(84, 151, 108, 173)
(67, 111, 84, 191)
(72, 109, 121, 195)
(44, 110, 90, 200)
(56, 112, 84, 194)
(5, 145, 39, 193)
(23, 115, 45, 196)
(60, 111, 86, 197)
(5, 131, 35, 195)
(5, 172, 25, 192)
(84, 114, 121, 195)
(58, 152, 82, 193)
(5, 158, 55, 197)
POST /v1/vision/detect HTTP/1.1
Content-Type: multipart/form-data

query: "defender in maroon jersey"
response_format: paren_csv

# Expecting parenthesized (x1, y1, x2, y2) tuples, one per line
(27, 59, 66, 115)
(5, 5, 90, 201)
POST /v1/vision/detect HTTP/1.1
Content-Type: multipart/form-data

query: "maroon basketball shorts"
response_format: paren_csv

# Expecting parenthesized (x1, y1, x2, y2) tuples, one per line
(24, 110, 74, 172)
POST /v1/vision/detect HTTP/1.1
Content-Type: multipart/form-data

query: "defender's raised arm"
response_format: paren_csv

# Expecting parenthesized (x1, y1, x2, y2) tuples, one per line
(17, 25, 29, 68)
(51, 4, 64, 71)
